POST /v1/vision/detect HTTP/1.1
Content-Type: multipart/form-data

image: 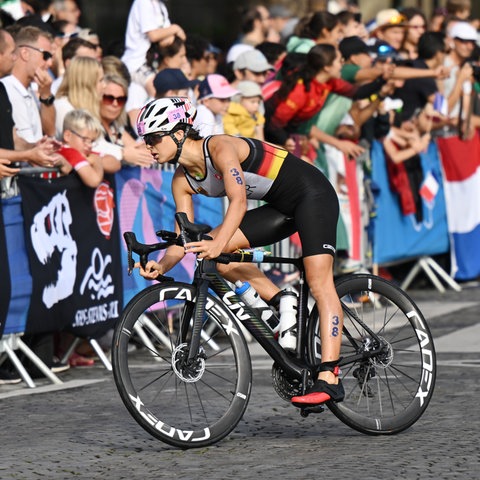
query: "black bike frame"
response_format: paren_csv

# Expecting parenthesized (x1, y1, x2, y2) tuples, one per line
(189, 255, 312, 381)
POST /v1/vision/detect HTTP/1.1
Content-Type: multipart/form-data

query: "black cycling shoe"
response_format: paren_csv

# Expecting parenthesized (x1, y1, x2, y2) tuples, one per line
(291, 359, 344, 406)
(291, 379, 344, 406)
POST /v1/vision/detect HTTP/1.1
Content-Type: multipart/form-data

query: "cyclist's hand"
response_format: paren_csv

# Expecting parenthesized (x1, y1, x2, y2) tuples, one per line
(135, 260, 162, 280)
(185, 239, 224, 260)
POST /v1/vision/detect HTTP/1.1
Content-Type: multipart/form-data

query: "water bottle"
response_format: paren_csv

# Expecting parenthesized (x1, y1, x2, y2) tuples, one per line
(278, 289, 298, 351)
(234, 281, 280, 334)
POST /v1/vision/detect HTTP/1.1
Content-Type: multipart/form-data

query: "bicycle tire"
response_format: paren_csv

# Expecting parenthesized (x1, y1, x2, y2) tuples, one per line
(112, 282, 252, 448)
(307, 273, 436, 435)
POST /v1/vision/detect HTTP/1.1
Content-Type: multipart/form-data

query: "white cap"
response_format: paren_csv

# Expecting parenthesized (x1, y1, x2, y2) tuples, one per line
(226, 44, 254, 64)
(448, 21, 478, 41)
(233, 50, 274, 73)
(237, 80, 263, 98)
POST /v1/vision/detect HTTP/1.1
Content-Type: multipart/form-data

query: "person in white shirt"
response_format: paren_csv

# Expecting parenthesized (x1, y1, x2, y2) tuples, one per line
(1, 25, 56, 142)
(121, 0, 185, 88)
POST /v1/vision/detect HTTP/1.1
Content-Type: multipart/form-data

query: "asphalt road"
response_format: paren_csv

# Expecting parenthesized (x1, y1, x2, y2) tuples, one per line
(1, 284, 479, 480)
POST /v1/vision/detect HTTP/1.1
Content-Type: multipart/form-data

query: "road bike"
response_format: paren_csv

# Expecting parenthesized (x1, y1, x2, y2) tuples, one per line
(112, 213, 436, 449)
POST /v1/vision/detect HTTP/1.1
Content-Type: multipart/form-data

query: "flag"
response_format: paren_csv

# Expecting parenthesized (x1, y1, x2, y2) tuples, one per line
(437, 134, 480, 280)
(419, 171, 439, 203)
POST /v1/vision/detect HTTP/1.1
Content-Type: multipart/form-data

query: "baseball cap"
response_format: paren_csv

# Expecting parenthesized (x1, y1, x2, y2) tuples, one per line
(237, 80, 263, 98)
(153, 68, 199, 94)
(448, 22, 478, 41)
(371, 9, 406, 33)
(339, 36, 369, 59)
(198, 74, 239, 100)
(233, 49, 274, 72)
(226, 44, 254, 64)
(269, 5, 292, 19)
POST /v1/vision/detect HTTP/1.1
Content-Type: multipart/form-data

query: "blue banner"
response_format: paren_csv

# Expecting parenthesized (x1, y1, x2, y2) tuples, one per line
(371, 140, 449, 264)
(1, 196, 32, 335)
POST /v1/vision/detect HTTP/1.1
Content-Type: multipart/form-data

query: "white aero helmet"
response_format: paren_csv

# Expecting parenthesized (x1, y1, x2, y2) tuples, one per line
(136, 97, 196, 137)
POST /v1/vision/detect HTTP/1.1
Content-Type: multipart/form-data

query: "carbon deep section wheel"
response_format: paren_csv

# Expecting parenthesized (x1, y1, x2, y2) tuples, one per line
(112, 282, 252, 448)
(307, 274, 436, 434)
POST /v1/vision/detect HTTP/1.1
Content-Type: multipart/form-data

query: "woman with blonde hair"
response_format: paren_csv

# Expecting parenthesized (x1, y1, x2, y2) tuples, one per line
(54, 56, 120, 172)
(98, 73, 153, 167)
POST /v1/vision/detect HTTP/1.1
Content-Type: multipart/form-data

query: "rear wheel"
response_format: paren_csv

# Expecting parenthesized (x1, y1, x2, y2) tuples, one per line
(112, 282, 252, 448)
(307, 274, 436, 434)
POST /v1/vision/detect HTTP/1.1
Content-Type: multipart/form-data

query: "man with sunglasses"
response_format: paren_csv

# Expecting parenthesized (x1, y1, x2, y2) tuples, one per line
(1, 25, 56, 141)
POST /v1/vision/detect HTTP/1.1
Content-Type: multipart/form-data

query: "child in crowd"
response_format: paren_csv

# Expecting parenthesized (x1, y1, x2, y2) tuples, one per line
(194, 74, 239, 137)
(223, 80, 265, 140)
(57, 109, 104, 188)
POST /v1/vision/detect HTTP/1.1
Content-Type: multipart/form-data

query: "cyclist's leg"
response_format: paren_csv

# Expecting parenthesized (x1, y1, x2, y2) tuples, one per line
(303, 253, 343, 384)
(291, 252, 345, 406)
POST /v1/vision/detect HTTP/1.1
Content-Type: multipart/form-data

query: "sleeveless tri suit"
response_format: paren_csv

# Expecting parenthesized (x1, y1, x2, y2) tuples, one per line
(183, 136, 339, 257)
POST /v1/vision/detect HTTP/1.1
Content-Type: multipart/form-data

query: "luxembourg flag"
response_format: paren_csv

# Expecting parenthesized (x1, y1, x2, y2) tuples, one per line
(437, 134, 480, 280)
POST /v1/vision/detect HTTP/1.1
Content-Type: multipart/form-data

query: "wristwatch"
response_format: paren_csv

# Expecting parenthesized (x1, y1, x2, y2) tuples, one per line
(39, 94, 55, 106)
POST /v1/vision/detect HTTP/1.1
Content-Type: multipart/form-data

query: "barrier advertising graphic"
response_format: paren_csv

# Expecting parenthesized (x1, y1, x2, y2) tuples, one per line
(18, 174, 123, 338)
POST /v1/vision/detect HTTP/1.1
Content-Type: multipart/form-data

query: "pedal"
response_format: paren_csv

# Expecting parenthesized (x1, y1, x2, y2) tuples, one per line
(299, 405, 325, 417)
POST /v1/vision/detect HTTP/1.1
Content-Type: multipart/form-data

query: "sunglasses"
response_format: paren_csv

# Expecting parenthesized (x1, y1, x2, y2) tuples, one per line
(102, 94, 127, 107)
(144, 132, 169, 146)
(19, 44, 53, 61)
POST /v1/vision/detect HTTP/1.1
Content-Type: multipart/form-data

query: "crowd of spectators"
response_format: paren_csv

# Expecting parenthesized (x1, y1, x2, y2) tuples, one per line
(1, 0, 480, 382)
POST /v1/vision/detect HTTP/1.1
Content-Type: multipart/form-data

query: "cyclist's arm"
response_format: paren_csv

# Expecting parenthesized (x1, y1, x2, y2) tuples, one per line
(137, 168, 192, 279)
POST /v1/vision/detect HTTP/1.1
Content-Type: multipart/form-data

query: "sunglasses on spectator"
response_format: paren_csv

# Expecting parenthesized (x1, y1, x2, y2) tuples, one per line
(19, 44, 53, 61)
(102, 94, 127, 106)
(144, 132, 170, 146)
(409, 24, 426, 30)
(56, 31, 79, 40)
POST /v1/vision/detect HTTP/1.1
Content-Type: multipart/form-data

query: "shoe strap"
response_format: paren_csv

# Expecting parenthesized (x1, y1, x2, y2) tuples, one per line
(318, 359, 341, 376)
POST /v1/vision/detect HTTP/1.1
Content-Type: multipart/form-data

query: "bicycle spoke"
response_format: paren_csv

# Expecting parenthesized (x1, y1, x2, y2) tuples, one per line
(112, 284, 251, 448)
(309, 274, 436, 434)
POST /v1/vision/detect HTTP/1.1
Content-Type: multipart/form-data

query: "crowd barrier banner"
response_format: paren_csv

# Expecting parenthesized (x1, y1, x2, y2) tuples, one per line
(0, 204, 10, 337)
(18, 174, 123, 338)
(0, 167, 224, 342)
(1, 196, 32, 336)
(115, 166, 224, 305)
(437, 134, 480, 280)
(371, 140, 449, 265)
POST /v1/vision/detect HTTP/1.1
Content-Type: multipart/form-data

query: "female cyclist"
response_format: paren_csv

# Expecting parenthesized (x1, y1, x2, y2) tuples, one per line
(135, 96, 344, 406)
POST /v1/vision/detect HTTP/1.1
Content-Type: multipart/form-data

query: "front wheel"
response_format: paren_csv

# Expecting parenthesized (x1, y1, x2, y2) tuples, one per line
(307, 274, 436, 435)
(112, 282, 252, 448)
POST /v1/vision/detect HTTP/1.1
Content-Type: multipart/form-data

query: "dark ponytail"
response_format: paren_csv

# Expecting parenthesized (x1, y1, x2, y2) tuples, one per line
(276, 43, 337, 99)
